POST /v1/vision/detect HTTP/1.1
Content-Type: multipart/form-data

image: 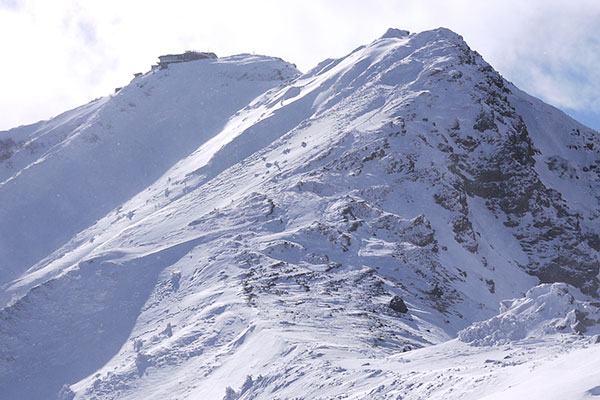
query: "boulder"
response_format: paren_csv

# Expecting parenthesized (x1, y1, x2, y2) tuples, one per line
(389, 296, 408, 313)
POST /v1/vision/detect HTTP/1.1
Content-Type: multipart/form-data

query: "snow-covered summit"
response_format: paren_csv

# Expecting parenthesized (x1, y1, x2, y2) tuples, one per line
(1, 27, 600, 399)
(380, 27, 410, 39)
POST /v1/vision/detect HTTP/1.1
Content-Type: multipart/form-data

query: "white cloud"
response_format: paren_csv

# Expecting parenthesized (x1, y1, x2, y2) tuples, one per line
(0, 0, 598, 130)
(468, 0, 600, 115)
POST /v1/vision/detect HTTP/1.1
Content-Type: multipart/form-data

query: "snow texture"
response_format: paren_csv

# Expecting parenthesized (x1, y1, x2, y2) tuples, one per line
(0, 27, 599, 400)
(459, 283, 600, 346)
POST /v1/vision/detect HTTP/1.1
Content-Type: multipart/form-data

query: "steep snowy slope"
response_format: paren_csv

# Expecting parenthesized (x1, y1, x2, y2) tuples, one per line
(0, 54, 299, 297)
(1, 28, 600, 399)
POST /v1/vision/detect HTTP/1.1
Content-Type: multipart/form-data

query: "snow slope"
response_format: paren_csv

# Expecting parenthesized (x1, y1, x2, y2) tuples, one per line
(0, 54, 299, 297)
(1, 28, 600, 399)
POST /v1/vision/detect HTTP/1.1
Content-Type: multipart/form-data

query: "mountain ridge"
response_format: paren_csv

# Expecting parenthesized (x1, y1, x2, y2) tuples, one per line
(1, 27, 600, 399)
(0, 54, 299, 299)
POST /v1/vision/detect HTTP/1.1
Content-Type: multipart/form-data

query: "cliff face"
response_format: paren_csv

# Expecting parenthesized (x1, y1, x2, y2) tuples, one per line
(1, 28, 599, 400)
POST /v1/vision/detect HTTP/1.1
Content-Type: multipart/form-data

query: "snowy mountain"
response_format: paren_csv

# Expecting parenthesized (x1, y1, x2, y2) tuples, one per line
(1, 27, 600, 400)
(0, 55, 299, 300)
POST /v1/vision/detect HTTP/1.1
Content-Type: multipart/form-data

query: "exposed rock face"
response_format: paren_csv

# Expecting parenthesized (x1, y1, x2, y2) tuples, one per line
(157, 51, 218, 69)
(389, 296, 409, 313)
(444, 61, 600, 294)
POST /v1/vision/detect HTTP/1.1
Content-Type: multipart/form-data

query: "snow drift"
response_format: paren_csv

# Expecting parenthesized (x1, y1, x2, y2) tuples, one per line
(459, 283, 600, 346)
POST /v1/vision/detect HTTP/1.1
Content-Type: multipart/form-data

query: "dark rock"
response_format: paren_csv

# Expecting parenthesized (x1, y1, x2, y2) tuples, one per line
(451, 215, 478, 253)
(57, 385, 75, 400)
(389, 296, 408, 313)
(429, 286, 443, 298)
(485, 279, 495, 294)
(473, 110, 498, 133)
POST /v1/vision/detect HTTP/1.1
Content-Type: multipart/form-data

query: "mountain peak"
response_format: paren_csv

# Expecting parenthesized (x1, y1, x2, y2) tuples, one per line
(381, 28, 410, 39)
(380, 27, 464, 42)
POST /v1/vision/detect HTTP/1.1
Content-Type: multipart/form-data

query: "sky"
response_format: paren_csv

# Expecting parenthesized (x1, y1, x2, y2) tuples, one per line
(1, 0, 599, 131)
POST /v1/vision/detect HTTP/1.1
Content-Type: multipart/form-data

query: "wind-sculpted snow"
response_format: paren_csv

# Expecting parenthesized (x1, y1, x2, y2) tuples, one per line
(458, 283, 600, 346)
(1, 27, 600, 399)
(0, 54, 299, 296)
